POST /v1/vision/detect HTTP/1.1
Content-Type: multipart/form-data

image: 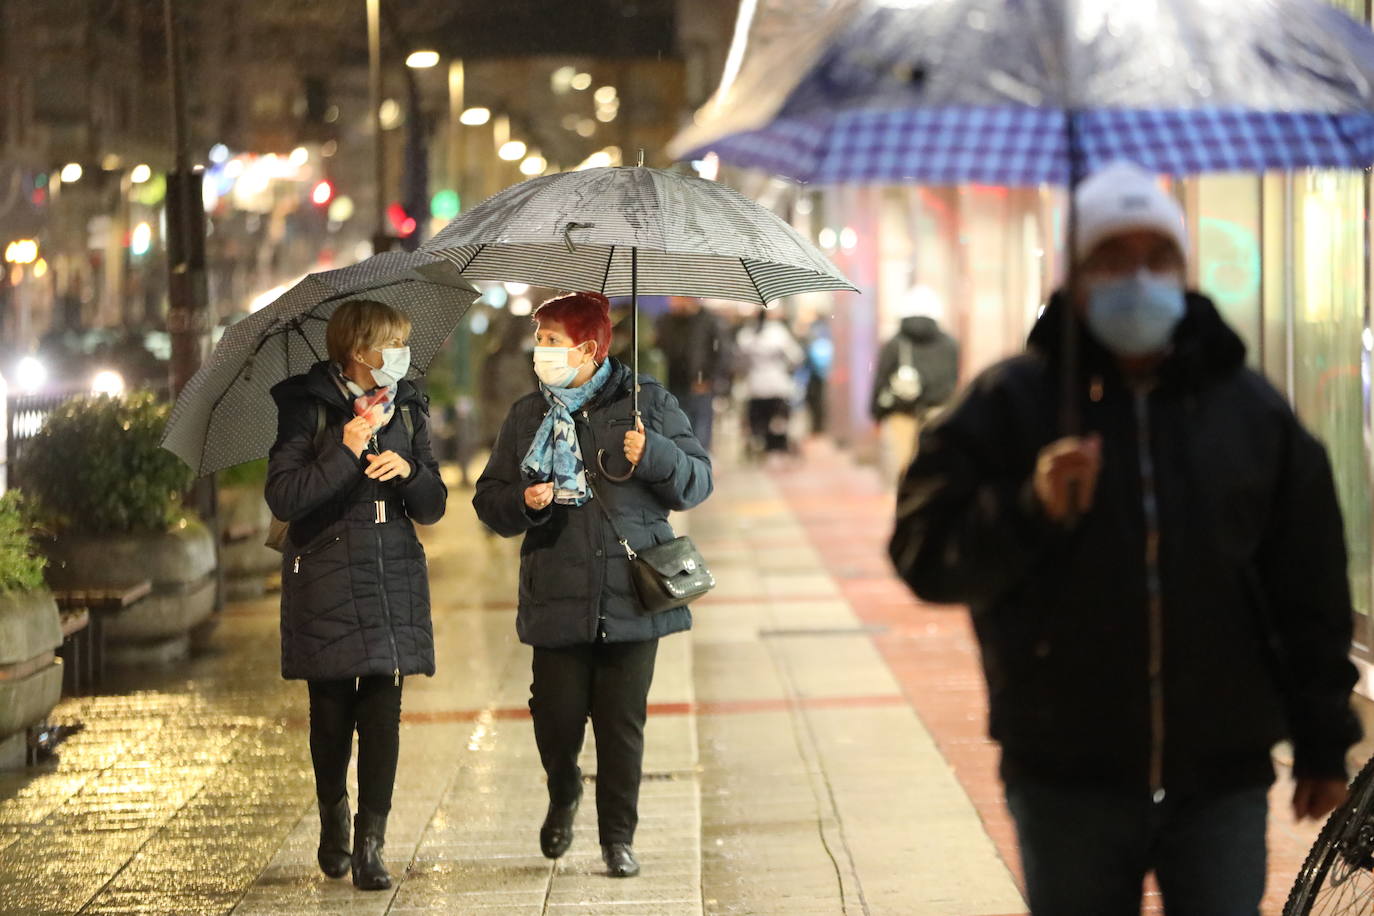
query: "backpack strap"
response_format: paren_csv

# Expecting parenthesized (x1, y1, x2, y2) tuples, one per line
(399, 405, 415, 444)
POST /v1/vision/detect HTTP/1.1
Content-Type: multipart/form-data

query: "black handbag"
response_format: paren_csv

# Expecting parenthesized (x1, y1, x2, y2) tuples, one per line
(589, 480, 715, 615)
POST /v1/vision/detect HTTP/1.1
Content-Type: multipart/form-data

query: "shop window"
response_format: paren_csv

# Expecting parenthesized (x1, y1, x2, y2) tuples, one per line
(1195, 175, 1262, 364)
(1292, 170, 1370, 619)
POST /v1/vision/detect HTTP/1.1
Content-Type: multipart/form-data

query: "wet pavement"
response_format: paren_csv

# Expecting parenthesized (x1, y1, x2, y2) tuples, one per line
(0, 425, 1354, 914)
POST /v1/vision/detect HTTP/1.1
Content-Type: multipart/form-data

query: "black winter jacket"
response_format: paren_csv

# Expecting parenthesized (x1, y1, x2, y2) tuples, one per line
(889, 292, 1360, 797)
(266, 361, 447, 681)
(473, 359, 712, 648)
(870, 316, 960, 421)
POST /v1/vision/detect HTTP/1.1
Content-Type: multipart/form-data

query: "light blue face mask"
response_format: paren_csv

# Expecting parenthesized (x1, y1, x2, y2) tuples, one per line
(363, 346, 411, 388)
(1085, 271, 1186, 358)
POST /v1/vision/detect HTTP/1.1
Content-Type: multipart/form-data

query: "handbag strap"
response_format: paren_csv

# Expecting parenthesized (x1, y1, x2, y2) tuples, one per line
(586, 477, 638, 560)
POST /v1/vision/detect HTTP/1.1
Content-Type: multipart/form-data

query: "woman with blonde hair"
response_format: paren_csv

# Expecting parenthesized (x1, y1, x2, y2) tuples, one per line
(266, 298, 446, 891)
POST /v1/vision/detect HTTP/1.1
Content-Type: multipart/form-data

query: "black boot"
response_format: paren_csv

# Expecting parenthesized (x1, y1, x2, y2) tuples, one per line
(539, 786, 582, 859)
(316, 794, 351, 879)
(351, 808, 391, 891)
(602, 842, 639, 878)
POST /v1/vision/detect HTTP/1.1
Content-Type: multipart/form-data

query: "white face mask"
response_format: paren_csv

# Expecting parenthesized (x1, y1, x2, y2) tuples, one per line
(362, 346, 411, 388)
(533, 345, 588, 388)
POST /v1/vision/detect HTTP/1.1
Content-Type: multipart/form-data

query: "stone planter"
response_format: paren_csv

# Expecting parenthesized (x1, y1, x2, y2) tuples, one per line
(218, 484, 278, 600)
(43, 516, 216, 667)
(0, 589, 63, 768)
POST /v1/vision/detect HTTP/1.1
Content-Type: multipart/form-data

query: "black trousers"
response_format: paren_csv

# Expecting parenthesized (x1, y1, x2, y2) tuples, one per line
(529, 639, 659, 845)
(747, 397, 791, 453)
(307, 676, 403, 815)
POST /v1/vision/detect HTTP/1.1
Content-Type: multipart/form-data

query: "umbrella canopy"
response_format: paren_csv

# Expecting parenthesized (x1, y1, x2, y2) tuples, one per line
(419, 165, 856, 304)
(162, 251, 479, 477)
(670, 0, 1374, 185)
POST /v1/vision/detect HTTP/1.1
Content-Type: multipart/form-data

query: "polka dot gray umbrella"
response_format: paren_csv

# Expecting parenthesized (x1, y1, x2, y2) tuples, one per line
(419, 163, 855, 478)
(161, 251, 480, 477)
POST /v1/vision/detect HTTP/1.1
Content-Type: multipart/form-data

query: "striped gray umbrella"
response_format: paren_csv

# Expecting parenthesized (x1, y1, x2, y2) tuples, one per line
(420, 164, 855, 478)
(162, 251, 479, 477)
(421, 165, 854, 304)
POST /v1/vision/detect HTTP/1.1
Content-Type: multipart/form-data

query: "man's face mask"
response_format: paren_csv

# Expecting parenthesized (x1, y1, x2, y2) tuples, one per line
(1084, 270, 1186, 358)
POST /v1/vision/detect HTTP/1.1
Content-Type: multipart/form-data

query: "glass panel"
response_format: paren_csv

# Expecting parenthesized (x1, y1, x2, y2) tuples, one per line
(1292, 170, 1370, 620)
(1195, 175, 1262, 365)
(1261, 174, 1290, 391)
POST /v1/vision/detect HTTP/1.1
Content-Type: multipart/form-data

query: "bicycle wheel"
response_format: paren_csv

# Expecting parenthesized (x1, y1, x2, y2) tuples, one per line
(1285, 754, 1374, 915)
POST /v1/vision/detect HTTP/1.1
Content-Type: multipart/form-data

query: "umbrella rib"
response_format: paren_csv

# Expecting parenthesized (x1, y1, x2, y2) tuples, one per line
(740, 258, 768, 306)
(600, 244, 616, 295)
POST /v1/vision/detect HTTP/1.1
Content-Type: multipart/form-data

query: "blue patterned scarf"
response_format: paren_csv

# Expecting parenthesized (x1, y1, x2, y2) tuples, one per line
(520, 359, 613, 507)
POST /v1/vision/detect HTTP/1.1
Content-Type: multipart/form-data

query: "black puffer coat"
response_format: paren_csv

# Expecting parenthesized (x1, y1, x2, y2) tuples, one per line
(266, 361, 447, 681)
(889, 292, 1360, 797)
(473, 359, 712, 648)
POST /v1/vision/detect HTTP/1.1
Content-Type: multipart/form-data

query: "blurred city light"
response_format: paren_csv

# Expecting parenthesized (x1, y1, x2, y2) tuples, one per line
(101, 154, 122, 171)
(431, 189, 461, 220)
(551, 66, 576, 94)
(31, 258, 47, 279)
(4, 240, 38, 264)
(818, 227, 838, 250)
(379, 99, 403, 129)
(519, 154, 547, 176)
(130, 222, 153, 256)
(90, 370, 125, 397)
(321, 140, 338, 158)
(505, 282, 530, 295)
(482, 285, 509, 309)
(459, 107, 491, 126)
(840, 227, 858, 250)
(60, 163, 83, 183)
(289, 146, 310, 167)
(311, 180, 334, 206)
(14, 357, 47, 394)
(406, 50, 440, 69)
(130, 163, 152, 184)
(209, 144, 230, 164)
(510, 296, 533, 316)
(596, 106, 618, 123)
(576, 119, 596, 137)
(571, 72, 592, 91)
(328, 196, 355, 223)
(594, 86, 617, 105)
(692, 152, 721, 181)
(498, 140, 527, 161)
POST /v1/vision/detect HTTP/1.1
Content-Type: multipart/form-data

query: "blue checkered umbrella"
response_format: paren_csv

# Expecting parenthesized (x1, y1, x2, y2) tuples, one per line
(671, 0, 1374, 185)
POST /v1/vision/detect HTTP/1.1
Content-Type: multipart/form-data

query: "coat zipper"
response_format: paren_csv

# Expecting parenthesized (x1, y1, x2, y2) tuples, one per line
(582, 408, 609, 643)
(293, 536, 340, 574)
(374, 480, 402, 685)
(1133, 387, 1167, 803)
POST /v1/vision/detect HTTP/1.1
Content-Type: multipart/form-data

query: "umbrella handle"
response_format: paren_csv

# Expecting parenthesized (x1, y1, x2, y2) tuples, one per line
(597, 449, 635, 482)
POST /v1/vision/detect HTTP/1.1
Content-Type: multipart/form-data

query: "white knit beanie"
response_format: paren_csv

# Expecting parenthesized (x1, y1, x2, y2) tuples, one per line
(1073, 162, 1188, 263)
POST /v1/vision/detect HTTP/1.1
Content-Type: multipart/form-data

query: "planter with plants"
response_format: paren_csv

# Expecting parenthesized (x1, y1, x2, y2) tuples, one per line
(217, 458, 278, 600)
(16, 393, 215, 666)
(0, 491, 63, 768)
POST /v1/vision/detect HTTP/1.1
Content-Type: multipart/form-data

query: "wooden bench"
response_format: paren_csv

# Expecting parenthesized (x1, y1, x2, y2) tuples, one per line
(51, 582, 152, 694)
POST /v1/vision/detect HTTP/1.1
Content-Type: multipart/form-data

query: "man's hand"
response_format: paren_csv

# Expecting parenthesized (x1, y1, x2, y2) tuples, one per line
(365, 450, 411, 481)
(524, 482, 554, 511)
(1293, 777, 1348, 822)
(1032, 435, 1103, 522)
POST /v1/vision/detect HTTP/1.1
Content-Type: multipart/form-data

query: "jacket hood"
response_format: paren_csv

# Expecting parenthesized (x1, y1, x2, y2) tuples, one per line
(271, 359, 426, 413)
(1027, 290, 1246, 390)
(899, 316, 941, 341)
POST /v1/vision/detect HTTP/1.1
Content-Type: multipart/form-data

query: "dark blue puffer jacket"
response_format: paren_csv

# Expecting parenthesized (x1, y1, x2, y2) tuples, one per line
(266, 361, 447, 681)
(474, 358, 713, 648)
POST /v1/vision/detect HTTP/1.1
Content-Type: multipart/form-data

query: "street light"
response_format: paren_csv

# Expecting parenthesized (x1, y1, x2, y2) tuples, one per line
(130, 164, 152, 184)
(90, 369, 126, 397)
(459, 107, 491, 126)
(498, 140, 527, 162)
(4, 240, 38, 264)
(406, 50, 440, 69)
(520, 153, 547, 176)
(60, 163, 83, 183)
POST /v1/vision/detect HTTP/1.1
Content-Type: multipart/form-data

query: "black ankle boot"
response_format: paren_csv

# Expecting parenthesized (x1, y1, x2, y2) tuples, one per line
(539, 787, 582, 859)
(351, 808, 391, 891)
(316, 794, 351, 878)
(602, 842, 639, 878)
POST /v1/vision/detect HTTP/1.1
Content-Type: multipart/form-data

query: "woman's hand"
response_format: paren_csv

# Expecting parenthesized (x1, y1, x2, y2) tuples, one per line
(365, 450, 411, 481)
(524, 482, 554, 511)
(624, 420, 646, 466)
(343, 416, 372, 457)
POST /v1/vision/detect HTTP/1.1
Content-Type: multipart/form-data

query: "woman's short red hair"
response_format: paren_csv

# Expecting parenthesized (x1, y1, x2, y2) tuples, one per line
(533, 291, 613, 361)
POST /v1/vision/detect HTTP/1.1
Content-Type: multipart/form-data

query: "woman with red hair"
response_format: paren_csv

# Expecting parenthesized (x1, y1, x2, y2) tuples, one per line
(474, 290, 712, 878)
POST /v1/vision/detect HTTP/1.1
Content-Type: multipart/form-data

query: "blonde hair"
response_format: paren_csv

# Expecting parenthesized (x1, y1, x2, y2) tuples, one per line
(326, 299, 412, 364)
